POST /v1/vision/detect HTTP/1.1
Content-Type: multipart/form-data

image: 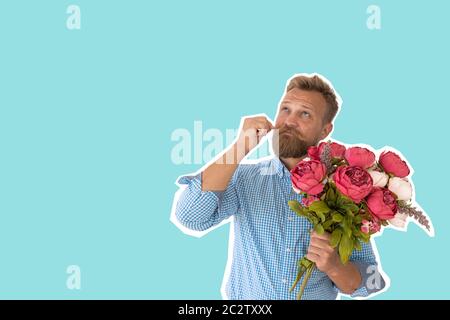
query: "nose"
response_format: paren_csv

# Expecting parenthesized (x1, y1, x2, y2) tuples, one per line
(285, 113, 299, 129)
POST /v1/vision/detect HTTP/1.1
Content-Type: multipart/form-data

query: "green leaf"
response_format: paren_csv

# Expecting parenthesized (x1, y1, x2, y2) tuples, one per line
(310, 216, 319, 225)
(343, 217, 353, 238)
(344, 208, 355, 217)
(332, 212, 343, 223)
(288, 200, 302, 211)
(352, 227, 361, 238)
(330, 229, 342, 248)
(317, 211, 326, 223)
(343, 224, 352, 238)
(343, 203, 360, 213)
(315, 224, 324, 235)
(323, 219, 334, 230)
(360, 232, 370, 243)
(326, 187, 337, 204)
(339, 234, 353, 264)
(309, 200, 331, 215)
(288, 200, 307, 217)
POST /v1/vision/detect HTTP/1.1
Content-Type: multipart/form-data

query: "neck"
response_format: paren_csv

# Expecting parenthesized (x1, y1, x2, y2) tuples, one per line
(280, 156, 307, 171)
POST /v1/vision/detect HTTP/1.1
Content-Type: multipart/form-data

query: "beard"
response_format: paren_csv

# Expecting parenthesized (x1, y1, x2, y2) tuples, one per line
(271, 126, 314, 158)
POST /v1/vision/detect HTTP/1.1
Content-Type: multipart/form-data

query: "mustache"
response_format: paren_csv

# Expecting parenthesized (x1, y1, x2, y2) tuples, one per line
(277, 126, 301, 139)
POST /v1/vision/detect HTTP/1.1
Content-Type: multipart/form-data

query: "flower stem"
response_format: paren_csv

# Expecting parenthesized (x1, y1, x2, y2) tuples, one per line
(289, 267, 305, 293)
(296, 264, 315, 300)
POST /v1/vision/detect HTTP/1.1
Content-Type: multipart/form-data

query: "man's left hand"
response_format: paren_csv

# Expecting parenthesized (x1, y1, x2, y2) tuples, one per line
(306, 231, 342, 274)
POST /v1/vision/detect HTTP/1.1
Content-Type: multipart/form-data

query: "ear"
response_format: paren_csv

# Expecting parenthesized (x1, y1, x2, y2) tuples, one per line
(320, 123, 333, 140)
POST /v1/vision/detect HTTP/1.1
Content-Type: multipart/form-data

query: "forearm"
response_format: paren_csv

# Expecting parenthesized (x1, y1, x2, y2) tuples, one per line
(202, 142, 246, 191)
(326, 261, 362, 295)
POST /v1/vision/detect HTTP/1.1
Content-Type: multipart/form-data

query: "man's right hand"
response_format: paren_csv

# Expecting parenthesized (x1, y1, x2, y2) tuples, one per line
(201, 115, 274, 192)
(236, 115, 274, 157)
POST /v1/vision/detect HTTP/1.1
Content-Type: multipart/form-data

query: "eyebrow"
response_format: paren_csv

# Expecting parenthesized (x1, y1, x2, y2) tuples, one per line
(281, 100, 313, 111)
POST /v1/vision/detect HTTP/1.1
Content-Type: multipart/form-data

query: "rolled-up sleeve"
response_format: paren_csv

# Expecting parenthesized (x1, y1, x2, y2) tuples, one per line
(334, 241, 386, 298)
(174, 169, 240, 232)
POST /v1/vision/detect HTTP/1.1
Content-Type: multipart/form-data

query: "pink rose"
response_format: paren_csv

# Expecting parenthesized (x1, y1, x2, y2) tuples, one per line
(333, 166, 373, 203)
(344, 147, 376, 169)
(361, 219, 381, 234)
(366, 188, 398, 220)
(291, 160, 327, 196)
(307, 146, 320, 161)
(379, 151, 410, 178)
(328, 142, 346, 159)
(307, 142, 346, 161)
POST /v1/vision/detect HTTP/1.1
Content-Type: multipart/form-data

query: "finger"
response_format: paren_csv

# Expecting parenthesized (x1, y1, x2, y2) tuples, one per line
(307, 245, 324, 256)
(253, 116, 272, 123)
(254, 119, 273, 132)
(310, 236, 335, 253)
(306, 252, 319, 263)
(263, 118, 275, 130)
(311, 231, 331, 241)
(252, 116, 273, 128)
(310, 241, 334, 255)
(311, 233, 331, 243)
(310, 237, 331, 249)
(311, 230, 330, 239)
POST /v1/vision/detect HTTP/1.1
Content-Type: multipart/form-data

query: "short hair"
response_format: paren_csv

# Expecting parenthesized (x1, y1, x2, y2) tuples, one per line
(286, 74, 340, 124)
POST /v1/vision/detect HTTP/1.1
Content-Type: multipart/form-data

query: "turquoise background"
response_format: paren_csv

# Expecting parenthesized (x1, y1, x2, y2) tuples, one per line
(0, 0, 448, 299)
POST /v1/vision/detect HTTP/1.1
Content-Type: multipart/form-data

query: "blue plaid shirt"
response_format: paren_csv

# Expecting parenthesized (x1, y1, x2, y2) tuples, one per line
(174, 156, 385, 300)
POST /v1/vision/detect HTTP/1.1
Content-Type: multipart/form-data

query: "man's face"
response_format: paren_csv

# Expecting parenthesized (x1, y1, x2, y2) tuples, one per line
(272, 88, 332, 158)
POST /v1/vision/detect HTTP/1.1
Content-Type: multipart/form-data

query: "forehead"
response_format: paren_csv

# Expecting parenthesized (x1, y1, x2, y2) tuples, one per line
(281, 88, 327, 110)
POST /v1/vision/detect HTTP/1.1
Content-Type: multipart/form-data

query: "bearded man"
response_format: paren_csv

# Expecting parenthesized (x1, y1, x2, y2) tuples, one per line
(172, 74, 386, 300)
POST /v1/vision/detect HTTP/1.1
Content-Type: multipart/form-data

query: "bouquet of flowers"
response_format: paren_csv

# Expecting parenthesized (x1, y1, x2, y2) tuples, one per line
(288, 141, 433, 300)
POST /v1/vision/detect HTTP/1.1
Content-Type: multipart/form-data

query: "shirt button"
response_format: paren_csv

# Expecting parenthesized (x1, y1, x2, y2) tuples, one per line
(282, 279, 287, 284)
(286, 248, 291, 253)
(288, 216, 294, 221)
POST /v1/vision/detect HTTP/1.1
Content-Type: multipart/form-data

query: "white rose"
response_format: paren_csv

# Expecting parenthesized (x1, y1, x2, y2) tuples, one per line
(388, 177, 413, 201)
(389, 212, 409, 228)
(369, 170, 389, 188)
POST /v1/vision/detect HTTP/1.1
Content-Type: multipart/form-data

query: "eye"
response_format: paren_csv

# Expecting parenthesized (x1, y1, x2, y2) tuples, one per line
(301, 111, 311, 118)
(281, 106, 289, 112)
